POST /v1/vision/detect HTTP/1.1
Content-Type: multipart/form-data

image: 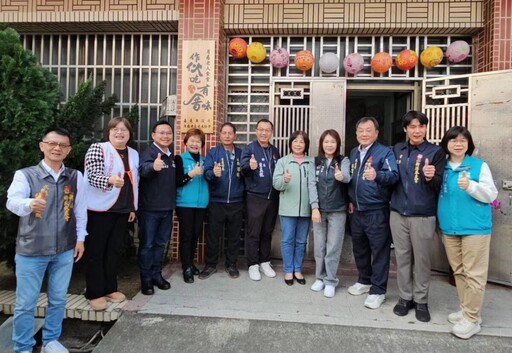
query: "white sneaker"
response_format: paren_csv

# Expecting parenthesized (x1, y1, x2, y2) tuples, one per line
(311, 279, 324, 292)
(364, 294, 385, 309)
(248, 264, 261, 281)
(348, 282, 371, 296)
(452, 317, 481, 339)
(448, 310, 482, 324)
(42, 340, 69, 353)
(324, 285, 335, 298)
(260, 261, 276, 278)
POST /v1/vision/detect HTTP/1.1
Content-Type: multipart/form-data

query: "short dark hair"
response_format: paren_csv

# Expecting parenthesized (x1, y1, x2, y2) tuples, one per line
(152, 119, 173, 133)
(356, 117, 379, 130)
(220, 122, 236, 133)
(42, 127, 71, 142)
(402, 111, 429, 128)
(318, 129, 341, 159)
(288, 130, 310, 154)
(183, 128, 205, 146)
(256, 119, 273, 130)
(105, 116, 134, 141)
(440, 125, 475, 156)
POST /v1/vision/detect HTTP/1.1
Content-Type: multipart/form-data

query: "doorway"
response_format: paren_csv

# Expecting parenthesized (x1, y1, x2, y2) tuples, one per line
(345, 88, 417, 152)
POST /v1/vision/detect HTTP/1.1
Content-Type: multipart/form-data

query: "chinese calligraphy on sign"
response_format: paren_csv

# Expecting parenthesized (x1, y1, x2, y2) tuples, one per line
(180, 40, 215, 133)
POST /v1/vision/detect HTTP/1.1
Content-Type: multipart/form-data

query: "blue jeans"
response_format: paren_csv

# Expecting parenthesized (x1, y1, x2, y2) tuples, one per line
(13, 250, 74, 353)
(137, 210, 174, 281)
(280, 216, 310, 273)
(312, 211, 347, 287)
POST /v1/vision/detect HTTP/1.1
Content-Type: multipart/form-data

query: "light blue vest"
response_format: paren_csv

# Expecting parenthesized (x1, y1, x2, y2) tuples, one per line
(176, 151, 209, 208)
(438, 155, 492, 235)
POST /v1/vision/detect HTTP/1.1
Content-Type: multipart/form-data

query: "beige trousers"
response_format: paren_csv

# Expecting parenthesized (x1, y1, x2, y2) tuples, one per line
(442, 234, 491, 323)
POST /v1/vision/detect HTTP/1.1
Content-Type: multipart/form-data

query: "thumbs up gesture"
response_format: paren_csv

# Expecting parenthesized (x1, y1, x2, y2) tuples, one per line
(363, 165, 376, 181)
(423, 158, 435, 180)
(284, 168, 292, 183)
(153, 153, 164, 171)
(249, 154, 258, 170)
(334, 163, 344, 181)
(457, 171, 469, 190)
(189, 162, 203, 177)
(32, 185, 48, 217)
(109, 172, 125, 188)
(213, 161, 222, 177)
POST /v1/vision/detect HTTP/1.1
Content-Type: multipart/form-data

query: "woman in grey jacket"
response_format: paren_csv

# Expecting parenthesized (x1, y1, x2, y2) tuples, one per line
(308, 129, 351, 298)
(273, 131, 314, 286)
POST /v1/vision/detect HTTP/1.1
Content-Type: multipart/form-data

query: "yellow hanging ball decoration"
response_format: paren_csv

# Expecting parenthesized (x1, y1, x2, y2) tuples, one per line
(294, 50, 315, 71)
(420, 46, 443, 68)
(247, 42, 267, 64)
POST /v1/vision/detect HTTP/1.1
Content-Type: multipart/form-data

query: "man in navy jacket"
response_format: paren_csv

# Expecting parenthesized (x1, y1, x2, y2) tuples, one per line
(348, 117, 399, 310)
(199, 122, 245, 279)
(240, 119, 280, 281)
(390, 111, 445, 322)
(138, 120, 176, 295)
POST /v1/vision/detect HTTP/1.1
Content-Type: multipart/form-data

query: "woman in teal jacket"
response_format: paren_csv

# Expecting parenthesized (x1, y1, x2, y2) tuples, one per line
(273, 131, 313, 286)
(175, 128, 209, 284)
(438, 126, 497, 339)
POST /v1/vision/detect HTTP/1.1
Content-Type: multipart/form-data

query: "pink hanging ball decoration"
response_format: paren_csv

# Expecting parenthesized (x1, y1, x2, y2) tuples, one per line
(446, 40, 470, 63)
(343, 53, 365, 75)
(270, 48, 290, 68)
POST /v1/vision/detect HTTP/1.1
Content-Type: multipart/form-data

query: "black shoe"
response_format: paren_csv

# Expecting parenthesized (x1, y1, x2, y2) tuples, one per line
(141, 280, 154, 296)
(183, 268, 194, 283)
(414, 302, 431, 322)
(294, 274, 306, 285)
(199, 266, 217, 280)
(153, 274, 171, 290)
(225, 264, 240, 279)
(284, 277, 294, 286)
(192, 265, 200, 276)
(393, 298, 414, 316)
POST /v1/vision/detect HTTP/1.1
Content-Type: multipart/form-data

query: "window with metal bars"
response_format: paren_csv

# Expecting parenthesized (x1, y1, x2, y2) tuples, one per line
(22, 33, 178, 151)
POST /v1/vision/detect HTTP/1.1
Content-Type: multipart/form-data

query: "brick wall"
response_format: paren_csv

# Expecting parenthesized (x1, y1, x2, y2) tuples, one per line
(474, 0, 512, 72)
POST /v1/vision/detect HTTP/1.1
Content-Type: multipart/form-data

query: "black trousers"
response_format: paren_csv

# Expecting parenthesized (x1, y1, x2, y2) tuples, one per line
(85, 211, 129, 299)
(245, 194, 278, 267)
(205, 202, 244, 267)
(176, 207, 206, 270)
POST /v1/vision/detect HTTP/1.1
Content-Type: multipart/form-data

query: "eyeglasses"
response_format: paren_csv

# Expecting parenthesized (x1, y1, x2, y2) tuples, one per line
(256, 128, 272, 133)
(41, 141, 71, 149)
(154, 131, 173, 136)
(111, 128, 128, 133)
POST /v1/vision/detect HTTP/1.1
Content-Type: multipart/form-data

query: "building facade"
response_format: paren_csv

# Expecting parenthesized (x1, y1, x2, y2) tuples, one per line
(2, 0, 511, 266)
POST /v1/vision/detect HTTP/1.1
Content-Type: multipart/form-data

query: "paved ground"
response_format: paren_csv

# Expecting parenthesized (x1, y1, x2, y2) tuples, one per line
(93, 262, 512, 353)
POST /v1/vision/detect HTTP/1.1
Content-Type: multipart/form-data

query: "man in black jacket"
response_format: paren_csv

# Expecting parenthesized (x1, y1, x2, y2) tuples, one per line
(138, 120, 176, 295)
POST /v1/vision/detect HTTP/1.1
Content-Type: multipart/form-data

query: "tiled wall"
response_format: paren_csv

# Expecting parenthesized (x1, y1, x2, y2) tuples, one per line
(224, 0, 484, 34)
(0, 0, 177, 11)
(173, 0, 227, 264)
(475, 0, 512, 72)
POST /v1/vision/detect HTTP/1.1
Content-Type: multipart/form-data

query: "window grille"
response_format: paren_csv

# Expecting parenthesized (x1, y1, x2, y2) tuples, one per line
(23, 33, 178, 151)
(227, 35, 472, 147)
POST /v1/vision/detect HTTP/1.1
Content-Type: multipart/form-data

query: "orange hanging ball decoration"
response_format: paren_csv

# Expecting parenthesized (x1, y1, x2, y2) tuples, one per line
(420, 46, 443, 68)
(371, 52, 392, 73)
(229, 38, 248, 59)
(294, 50, 315, 71)
(395, 49, 418, 71)
(246, 42, 267, 63)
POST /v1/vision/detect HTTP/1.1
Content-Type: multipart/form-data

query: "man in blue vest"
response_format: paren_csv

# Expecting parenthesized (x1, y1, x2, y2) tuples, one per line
(199, 122, 245, 279)
(7, 127, 87, 353)
(138, 120, 176, 295)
